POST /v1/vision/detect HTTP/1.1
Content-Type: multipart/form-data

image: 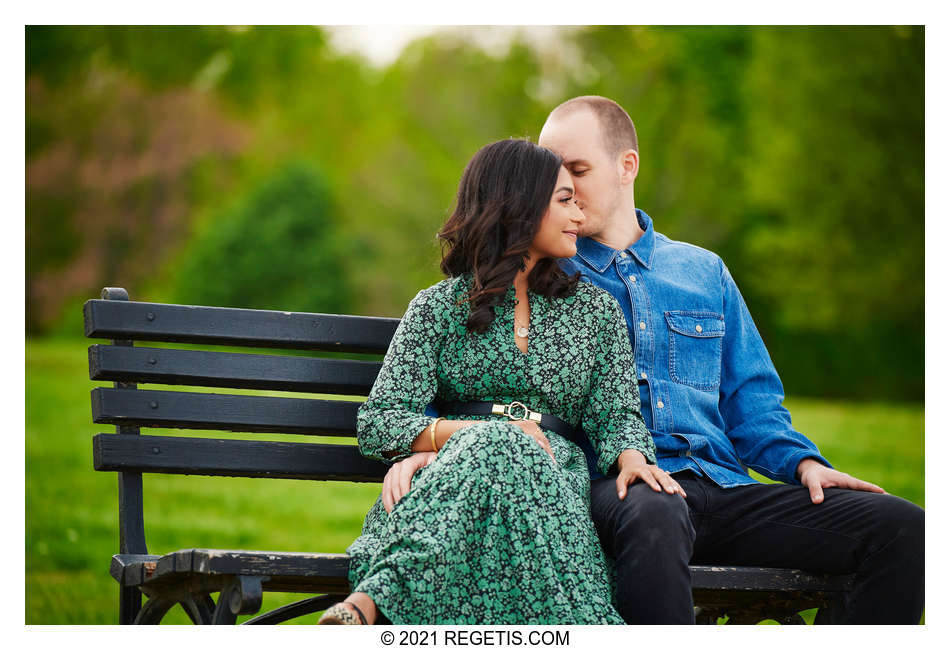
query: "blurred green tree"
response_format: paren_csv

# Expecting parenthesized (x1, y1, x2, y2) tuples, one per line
(25, 25, 923, 400)
(172, 161, 353, 314)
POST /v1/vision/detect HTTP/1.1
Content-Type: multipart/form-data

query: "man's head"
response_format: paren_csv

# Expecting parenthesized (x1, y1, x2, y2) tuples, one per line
(538, 96, 639, 238)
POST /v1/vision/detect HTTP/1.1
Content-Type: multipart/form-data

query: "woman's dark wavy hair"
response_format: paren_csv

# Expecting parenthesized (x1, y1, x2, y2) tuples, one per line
(439, 138, 580, 333)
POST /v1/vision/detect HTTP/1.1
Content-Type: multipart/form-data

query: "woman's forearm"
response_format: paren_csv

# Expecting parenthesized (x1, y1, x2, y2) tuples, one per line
(409, 418, 481, 452)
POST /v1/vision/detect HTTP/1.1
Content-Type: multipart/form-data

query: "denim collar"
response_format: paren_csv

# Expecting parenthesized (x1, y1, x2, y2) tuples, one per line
(575, 209, 655, 272)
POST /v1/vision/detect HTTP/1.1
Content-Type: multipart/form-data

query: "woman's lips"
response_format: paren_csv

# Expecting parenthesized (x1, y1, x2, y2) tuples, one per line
(563, 231, 578, 240)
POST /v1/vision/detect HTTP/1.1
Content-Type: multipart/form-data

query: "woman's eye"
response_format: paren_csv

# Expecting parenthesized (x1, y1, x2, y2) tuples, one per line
(560, 196, 574, 204)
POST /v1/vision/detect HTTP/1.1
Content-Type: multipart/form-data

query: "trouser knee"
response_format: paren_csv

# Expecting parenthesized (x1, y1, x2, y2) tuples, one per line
(592, 480, 695, 554)
(864, 495, 924, 564)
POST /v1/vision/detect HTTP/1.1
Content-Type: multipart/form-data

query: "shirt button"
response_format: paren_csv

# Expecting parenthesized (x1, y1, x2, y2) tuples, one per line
(639, 321, 646, 330)
(628, 274, 637, 283)
(685, 450, 691, 457)
(619, 252, 627, 259)
(695, 324, 703, 333)
(640, 372, 647, 379)
(657, 400, 665, 409)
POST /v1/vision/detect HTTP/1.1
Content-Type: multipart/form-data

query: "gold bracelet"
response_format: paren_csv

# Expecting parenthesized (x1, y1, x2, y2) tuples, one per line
(429, 417, 445, 452)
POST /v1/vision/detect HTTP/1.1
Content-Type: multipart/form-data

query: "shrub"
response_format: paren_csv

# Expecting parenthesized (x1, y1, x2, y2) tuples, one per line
(173, 162, 352, 315)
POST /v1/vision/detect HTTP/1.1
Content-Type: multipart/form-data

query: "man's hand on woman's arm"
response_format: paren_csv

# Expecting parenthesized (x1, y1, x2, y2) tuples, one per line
(796, 458, 886, 505)
(615, 449, 686, 500)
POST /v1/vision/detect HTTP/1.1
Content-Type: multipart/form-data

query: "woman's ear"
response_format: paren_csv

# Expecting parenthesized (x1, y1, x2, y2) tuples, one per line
(619, 149, 639, 186)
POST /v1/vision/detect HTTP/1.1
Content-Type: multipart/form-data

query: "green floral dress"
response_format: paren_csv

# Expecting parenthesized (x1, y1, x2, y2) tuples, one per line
(349, 273, 655, 624)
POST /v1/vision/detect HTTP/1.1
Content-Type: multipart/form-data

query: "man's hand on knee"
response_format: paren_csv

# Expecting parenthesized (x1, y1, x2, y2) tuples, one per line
(382, 452, 437, 513)
(796, 458, 886, 504)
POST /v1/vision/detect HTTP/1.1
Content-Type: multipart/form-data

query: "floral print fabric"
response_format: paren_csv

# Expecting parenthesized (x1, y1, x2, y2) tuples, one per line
(348, 273, 654, 624)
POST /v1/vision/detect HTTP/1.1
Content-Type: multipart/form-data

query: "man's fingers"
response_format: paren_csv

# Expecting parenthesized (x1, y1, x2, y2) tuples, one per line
(805, 476, 824, 504)
(847, 476, 886, 494)
(820, 469, 888, 495)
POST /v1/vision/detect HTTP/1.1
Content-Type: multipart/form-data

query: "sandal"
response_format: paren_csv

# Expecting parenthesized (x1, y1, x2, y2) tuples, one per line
(318, 601, 369, 625)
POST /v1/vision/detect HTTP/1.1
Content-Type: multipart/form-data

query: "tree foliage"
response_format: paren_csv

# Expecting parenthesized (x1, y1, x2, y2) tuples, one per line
(25, 25, 923, 400)
(172, 162, 352, 315)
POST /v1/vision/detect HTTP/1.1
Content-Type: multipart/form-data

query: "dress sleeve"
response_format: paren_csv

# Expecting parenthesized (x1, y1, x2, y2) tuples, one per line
(356, 285, 448, 463)
(582, 292, 657, 475)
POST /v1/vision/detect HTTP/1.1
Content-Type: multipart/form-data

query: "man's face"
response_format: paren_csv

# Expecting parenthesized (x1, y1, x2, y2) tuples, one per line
(539, 109, 624, 239)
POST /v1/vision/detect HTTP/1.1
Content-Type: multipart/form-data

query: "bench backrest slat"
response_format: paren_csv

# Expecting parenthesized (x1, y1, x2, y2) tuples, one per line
(89, 344, 381, 395)
(92, 387, 361, 436)
(84, 299, 399, 353)
(93, 433, 386, 482)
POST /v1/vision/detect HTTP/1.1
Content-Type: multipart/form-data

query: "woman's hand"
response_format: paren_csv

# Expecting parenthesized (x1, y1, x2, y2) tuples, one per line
(382, 451, 437, 513)
(512, 420, 556, 462)
(615, 449, 686, 499)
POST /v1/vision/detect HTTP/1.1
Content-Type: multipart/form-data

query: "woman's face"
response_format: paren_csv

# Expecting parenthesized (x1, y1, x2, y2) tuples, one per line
(528, 166, 586, 261)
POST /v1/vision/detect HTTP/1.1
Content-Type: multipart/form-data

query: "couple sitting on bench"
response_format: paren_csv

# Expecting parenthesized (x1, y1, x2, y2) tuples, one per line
(317, 95, 924, 625)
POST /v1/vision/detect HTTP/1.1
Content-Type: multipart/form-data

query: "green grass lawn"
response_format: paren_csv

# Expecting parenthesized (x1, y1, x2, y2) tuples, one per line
(25, 337, 924, 624)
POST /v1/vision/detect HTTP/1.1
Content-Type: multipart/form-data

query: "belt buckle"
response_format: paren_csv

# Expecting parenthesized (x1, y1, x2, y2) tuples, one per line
(505, 400, 529, 421)
(492, 400, 540, 422)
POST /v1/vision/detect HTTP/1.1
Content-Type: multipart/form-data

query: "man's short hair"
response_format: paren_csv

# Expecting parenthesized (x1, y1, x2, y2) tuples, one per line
(548, 95, 638, 158)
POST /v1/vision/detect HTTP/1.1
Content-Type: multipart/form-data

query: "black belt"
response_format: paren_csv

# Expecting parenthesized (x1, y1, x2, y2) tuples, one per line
(432, 399, 602, 478)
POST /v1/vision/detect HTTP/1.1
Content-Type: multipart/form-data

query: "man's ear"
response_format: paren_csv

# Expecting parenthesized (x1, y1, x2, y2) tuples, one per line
(619, 149, 639, 186)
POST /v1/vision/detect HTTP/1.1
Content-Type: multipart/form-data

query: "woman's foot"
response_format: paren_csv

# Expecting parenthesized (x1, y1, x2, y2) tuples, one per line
(317, 593, 378, 625)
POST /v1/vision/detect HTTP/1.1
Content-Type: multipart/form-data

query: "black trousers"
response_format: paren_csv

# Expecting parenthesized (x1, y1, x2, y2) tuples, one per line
(589, 471, 924, 624)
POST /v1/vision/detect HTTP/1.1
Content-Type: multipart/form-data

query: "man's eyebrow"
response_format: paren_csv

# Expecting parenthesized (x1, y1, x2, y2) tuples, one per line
(564, 159, 591, 167)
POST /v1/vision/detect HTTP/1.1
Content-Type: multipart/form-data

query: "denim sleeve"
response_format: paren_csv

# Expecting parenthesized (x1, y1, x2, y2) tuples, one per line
(718, 260, 832, 483)
(356, 287, 445, 463)
(583, 293, 656, 475)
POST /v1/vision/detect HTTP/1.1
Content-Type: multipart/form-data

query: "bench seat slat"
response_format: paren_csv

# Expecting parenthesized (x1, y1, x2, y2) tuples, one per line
(89, 344, 381, 395)
(689, 566, 853, 592)
(113, 551, 351, 594)
(93, 434, 387, 482)
(83, 299, 399, 353)
(92, 387, 360, 436)
(110, 551, 852, 599)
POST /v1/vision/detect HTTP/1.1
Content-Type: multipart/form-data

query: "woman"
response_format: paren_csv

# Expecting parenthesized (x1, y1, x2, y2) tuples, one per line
(319, 139, 679, 625)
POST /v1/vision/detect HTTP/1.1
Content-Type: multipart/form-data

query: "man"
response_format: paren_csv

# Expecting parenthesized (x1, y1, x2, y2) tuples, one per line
(382, 95, 924, 624)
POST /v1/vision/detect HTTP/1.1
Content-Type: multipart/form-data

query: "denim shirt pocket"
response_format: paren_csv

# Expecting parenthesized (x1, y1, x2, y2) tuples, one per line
(665, 311, 725, 391)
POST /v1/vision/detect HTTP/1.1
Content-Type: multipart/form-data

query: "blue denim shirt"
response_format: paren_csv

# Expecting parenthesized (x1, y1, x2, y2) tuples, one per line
(559, 210, 831, 487)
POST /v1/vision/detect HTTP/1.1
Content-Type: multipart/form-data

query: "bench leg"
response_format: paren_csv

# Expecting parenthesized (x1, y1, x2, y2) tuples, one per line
(181, 594, 217, 625)
(133, 595, 176, 624)
(211, 576, 265, 625)
(814, 595, 846, 624)
(119, 585, 142, 625)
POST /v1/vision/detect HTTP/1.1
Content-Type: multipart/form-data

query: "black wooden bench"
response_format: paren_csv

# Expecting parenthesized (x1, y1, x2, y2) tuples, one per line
(85, 287, 854, 625)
